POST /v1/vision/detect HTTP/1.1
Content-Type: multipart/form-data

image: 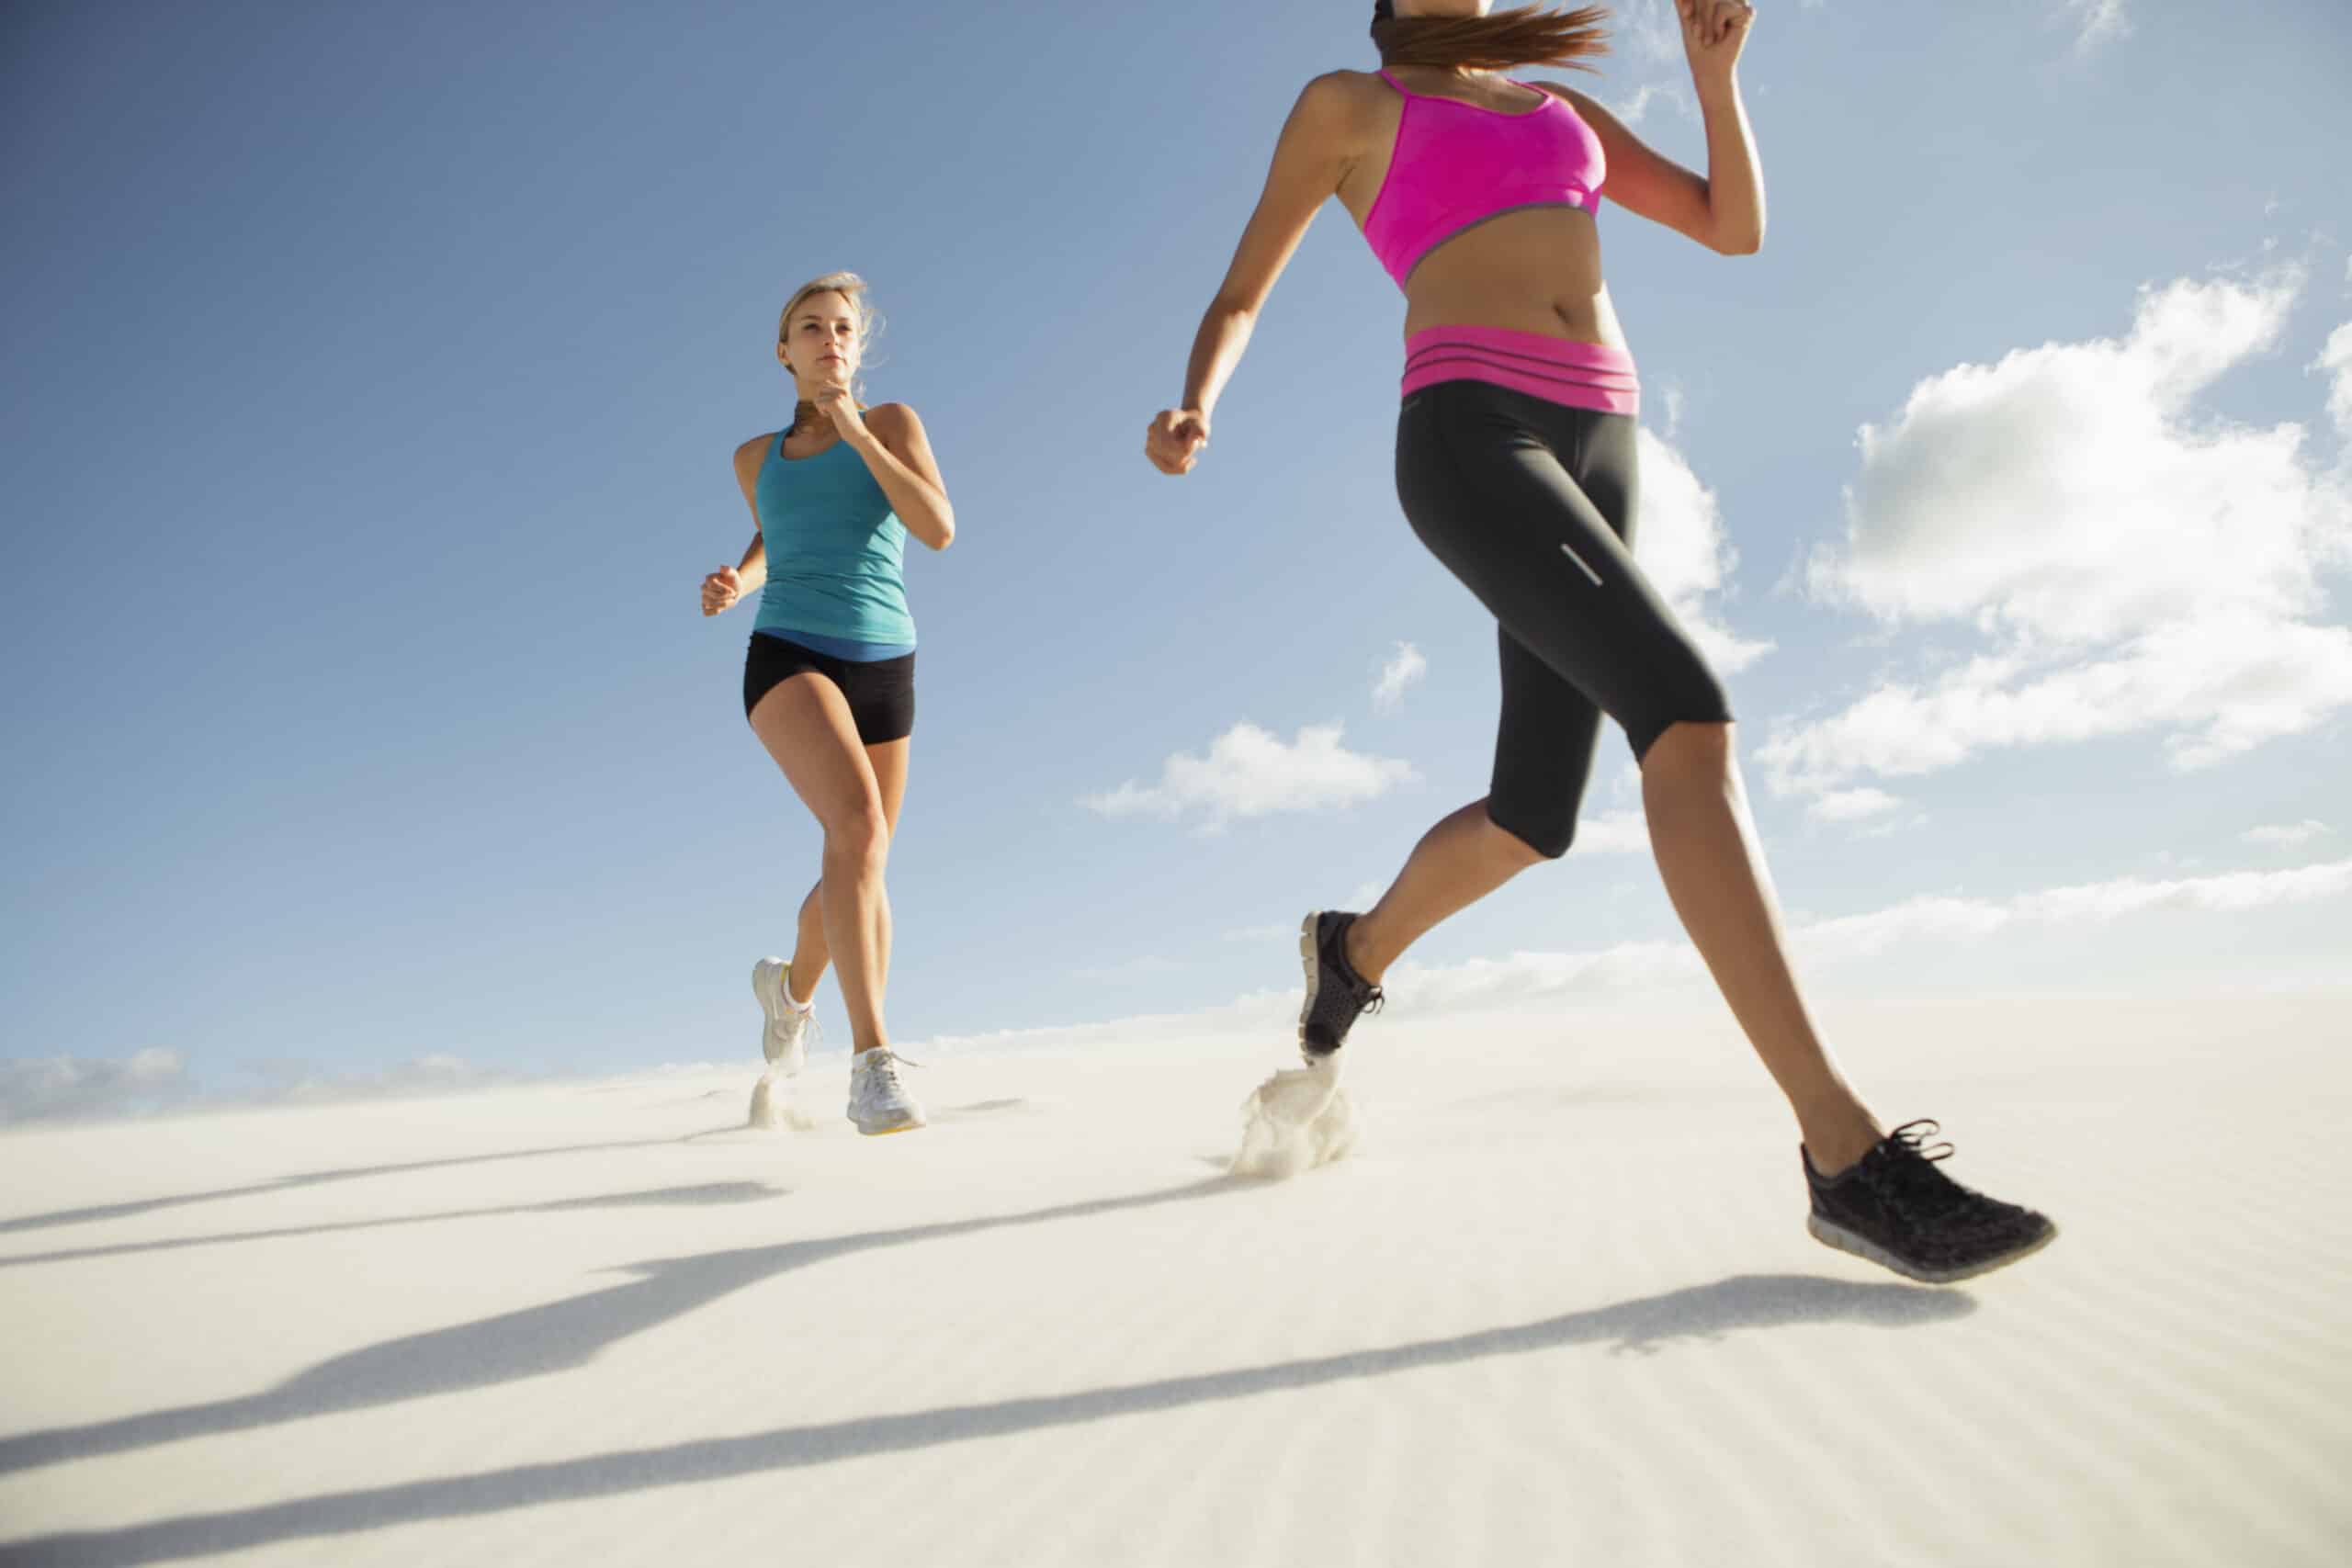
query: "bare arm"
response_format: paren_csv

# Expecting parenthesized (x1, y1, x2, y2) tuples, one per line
(842, 401, 955, 551)
(1555, 1, 1762, 255)
(701, 435, 772, 616)
(1147, 73, 1362, 475)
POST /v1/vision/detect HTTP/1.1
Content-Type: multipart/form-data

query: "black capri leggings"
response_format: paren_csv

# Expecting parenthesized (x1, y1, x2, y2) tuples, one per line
(1395, 379, 1734, 859)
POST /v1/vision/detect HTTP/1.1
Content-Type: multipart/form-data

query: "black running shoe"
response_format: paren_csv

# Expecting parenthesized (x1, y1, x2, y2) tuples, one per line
(1803, 1120, 2057, 1284)
(1298, 911, 1383, 1059)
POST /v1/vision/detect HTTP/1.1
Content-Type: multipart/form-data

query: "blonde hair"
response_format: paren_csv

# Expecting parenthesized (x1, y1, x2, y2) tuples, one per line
(775, 271, 886, 436)
(777, 269, 884, 386)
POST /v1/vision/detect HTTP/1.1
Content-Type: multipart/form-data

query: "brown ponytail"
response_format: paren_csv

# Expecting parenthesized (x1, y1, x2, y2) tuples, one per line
(1370, 3, 1611, 73)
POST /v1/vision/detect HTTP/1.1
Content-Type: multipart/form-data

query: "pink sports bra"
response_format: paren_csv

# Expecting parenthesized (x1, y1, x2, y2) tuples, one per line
(1362, 70, 1607, 290)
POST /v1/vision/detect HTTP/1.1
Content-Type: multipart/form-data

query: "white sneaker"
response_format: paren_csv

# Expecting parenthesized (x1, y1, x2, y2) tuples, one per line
(847, 1047, 926, 1136)
(752, 957, 818, 1077)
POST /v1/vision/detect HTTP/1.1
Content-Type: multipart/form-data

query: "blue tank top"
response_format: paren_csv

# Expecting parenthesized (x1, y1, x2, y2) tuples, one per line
(752, 431, 917, 650)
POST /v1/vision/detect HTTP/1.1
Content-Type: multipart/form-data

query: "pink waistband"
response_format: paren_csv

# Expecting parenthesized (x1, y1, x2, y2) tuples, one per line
(1400, 325, 1639, 417)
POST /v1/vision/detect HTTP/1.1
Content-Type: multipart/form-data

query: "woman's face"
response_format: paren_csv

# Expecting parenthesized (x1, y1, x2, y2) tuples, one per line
(777, 290, 862, 392)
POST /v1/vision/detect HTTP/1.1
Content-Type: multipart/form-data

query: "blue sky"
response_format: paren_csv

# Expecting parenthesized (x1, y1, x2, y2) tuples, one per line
(4, 0, 2348, 1117)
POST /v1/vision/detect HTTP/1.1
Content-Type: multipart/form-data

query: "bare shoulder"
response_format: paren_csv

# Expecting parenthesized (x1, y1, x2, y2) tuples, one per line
(732, 433, 774, 485)
(864, 403, 939, 465)
(1300, 68, 1387, 124)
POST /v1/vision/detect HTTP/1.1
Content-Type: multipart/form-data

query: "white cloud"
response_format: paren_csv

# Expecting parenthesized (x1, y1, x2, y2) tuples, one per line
(2316, 322, 2352, 439)
(2243, 819, 2333, 849)
(1601, 83, 1683, 129)
(1635, 426, 1775, 674)
(1764, 276, 2352, 798)
(2010, 858, 2352, 921)
(1576, 808, 1651, 854)
(1795, 895, 2014, 960)
(1082, 722, 1417, 829)
(1398, 855, 2352, 1010)
(2064, 0, 2131, 52)
(0, 1048, 191, 1124)
(1373, 642, 1427, 709)
(1387, 941, 1705, 1012)
(896, 857, 2352, 1053)
(1809, 787, 1903, 823)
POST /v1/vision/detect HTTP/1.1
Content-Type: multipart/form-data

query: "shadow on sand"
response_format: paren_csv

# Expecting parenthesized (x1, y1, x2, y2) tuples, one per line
(0, 1176, 1250, 1479)
(0, 1182, 786, 1269)
(6, 1269, 1971, 1566)
(0, 1135, 730, 1235)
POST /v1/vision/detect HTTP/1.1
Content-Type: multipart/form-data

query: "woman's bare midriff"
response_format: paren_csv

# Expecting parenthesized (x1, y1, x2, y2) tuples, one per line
(1394, 206, 1625, 347)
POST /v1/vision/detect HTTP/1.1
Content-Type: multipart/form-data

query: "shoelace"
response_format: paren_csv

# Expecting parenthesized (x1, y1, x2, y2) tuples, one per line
(1886, 1119, 1954, 1162)
(1360, 990, 1385, 1018)
(862, 1049, 922, 1091)
(1861, 1119, 1986, 1229)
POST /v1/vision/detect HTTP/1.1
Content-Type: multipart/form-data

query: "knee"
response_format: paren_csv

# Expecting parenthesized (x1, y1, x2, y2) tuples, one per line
(1637, 719, 1736, 783)
(1486, 801, 1573, 863)
(823, 805, 891, 871)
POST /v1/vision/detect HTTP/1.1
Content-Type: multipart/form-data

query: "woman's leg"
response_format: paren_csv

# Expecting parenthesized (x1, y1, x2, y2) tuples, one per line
(782, 736, 910, 1009)
(1347, 801, 1544, 983)
(1642, 720, 1879, 1173)
(1392, 385, 1880, 1168)
(1349, 632, 1601, 982)
(749, 674, 895, 1055)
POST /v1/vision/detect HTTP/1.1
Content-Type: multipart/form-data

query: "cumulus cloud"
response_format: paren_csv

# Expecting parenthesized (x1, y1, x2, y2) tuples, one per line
(1576, 808, 1652, 854)
(1636, 427, 1775, 674)
(1373, 642, 1427, 709)
(1082, 722, 1417, 829)
(0, 1049, 193, 1125)
(899, 856, 2351, 1053)
(1808, 787, 1903, 823)
(1763, 276, 2352, 799)
(1393, 856, 2352, 1011)
(2243, 819, 2333, 849)
(2316, 322, 2352, 440)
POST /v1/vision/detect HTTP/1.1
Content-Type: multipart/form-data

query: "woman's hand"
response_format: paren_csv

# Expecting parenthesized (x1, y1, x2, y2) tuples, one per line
(1679, 0, 1754, 83)
(702, 565, 743, 616)
(1145, 408, 1211, 475)
(815, 382, 873, 448)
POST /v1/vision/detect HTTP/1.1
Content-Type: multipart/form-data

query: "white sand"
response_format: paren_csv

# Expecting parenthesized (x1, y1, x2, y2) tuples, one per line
(3, 992, 2348, 1567)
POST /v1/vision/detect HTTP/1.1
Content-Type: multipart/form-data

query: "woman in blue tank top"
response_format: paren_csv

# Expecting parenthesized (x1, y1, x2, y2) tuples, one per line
(700, 271, 956, 1137)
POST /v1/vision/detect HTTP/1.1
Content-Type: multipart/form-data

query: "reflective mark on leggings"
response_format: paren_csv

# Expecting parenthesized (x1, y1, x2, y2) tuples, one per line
(1558, 540, 1603, 586)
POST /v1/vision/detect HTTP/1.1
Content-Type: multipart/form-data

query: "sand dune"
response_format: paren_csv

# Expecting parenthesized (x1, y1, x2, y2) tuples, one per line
(3, 992, 2347, 1566)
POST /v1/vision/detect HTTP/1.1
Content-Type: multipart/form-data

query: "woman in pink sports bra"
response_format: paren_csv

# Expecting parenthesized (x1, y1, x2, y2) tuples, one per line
(1144, 1, 2054, 1285)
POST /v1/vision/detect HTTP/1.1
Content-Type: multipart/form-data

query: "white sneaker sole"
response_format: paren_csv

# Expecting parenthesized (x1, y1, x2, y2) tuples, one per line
(850, 1111, 926, 1136)
(752, 957, 807, 1077)
(1805, 1212, 2059, 1285)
